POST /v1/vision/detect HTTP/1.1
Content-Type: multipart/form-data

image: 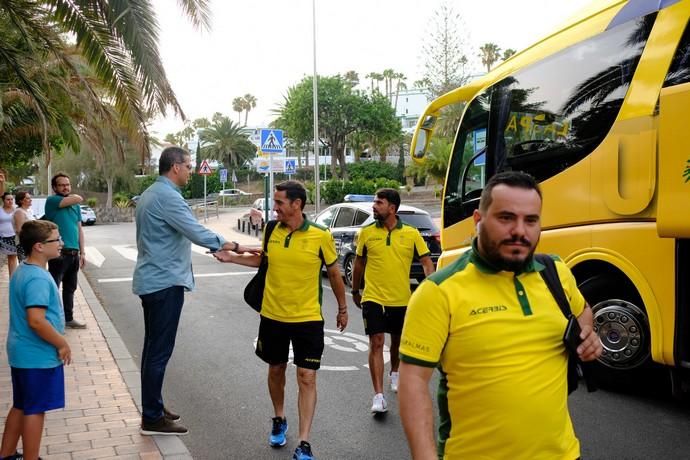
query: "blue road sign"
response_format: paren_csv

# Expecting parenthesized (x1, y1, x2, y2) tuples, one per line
(260, 129, 284, 154)
(219, 168, 228, 183)
(284, 158, 296, 175)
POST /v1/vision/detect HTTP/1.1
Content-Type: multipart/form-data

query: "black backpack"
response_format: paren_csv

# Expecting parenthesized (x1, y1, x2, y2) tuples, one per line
(535, 254, 596, 395)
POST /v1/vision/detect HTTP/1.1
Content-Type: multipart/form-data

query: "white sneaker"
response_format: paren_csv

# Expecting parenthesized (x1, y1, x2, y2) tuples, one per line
(390, 371, 399, 393)
(371, 393, 388, 413)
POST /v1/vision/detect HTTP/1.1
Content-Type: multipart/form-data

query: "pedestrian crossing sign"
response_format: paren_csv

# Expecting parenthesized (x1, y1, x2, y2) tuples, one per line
(260, 129, 284, 154)
(284, 159, 296, 175)
(198, 159, 213, 175)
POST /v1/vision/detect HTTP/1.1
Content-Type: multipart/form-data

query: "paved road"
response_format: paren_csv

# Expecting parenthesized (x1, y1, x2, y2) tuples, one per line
(80, 218, 690, 460)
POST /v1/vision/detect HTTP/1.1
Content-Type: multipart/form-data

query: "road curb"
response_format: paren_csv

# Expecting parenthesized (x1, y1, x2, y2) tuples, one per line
(78, 271, 193, 459)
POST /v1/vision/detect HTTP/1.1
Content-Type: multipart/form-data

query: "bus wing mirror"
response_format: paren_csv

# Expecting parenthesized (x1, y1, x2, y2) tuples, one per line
(411, 115, 437, 163)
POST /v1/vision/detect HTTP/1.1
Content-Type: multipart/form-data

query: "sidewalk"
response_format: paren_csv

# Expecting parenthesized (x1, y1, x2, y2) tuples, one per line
(0, 209, 258, 459)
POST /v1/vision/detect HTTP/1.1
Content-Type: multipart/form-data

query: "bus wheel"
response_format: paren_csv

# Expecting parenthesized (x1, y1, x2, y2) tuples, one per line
(578, 274, 651, 389)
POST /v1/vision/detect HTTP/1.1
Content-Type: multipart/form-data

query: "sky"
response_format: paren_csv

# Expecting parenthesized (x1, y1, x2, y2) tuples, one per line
(149, 0, 594, 139)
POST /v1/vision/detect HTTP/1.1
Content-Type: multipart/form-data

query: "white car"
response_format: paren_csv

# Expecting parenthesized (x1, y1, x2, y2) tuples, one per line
(80, 205, 96, 225)
(219, 188, 250, 197)
(249, 198, 276, 226)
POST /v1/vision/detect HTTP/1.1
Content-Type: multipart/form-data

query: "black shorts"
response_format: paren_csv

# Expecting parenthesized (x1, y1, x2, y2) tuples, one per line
(362, 302, 407, 336)
(256, 316, 325, 370)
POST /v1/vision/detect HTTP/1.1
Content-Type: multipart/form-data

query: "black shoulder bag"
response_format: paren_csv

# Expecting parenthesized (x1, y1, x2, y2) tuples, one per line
(535, 254, 597, 394)
(243, 220, 278, 312)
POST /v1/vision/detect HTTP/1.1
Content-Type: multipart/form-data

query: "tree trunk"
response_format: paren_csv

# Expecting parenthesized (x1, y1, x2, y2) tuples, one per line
(106, 176, 114, 208)
(330, 145, 338, 179)
(333, 137, 348, 180)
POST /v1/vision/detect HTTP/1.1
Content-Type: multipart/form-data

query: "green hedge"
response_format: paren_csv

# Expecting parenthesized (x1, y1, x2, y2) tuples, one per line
(320, 178, 400, 204)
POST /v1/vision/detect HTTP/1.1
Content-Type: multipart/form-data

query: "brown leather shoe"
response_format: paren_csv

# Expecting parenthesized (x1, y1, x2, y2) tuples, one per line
(140, 417, 188, 436)
(163, 406, 181, 422)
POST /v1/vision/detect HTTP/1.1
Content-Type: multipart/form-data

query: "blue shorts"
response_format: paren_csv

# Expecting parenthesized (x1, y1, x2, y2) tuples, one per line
(11, 366, 65, 415)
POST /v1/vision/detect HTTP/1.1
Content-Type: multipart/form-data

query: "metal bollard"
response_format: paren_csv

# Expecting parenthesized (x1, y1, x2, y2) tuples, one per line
(237, 218, 241, 230)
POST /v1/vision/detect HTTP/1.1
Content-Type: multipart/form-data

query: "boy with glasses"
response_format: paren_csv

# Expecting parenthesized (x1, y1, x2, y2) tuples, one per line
(0, 220, 72, 460)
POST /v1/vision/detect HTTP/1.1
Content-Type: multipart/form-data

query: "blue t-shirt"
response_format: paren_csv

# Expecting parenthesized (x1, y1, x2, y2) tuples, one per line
(44, 195, 80, 250)
(7, 263, 65, 368)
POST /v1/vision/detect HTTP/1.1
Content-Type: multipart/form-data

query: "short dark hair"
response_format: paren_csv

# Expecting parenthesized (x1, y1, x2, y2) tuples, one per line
(159, 146, 190, 175)
(20, 220, 57, 256)
(479, 171, 542, 212)
(275, 180, 307, 210)
(375, 188, 401, 212)
(51, 172, 70, 189)
(15, 191, 29, 206)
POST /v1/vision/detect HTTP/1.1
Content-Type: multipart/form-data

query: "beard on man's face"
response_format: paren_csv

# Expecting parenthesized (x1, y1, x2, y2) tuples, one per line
(478, 225, 538, 272)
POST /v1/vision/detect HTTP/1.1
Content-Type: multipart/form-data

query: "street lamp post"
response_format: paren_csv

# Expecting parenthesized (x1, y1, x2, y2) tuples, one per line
(312, 0, 320, 214)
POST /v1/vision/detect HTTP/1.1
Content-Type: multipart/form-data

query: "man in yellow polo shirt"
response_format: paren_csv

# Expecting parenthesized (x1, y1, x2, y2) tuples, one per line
(398, 172, 602, 460)
(352, 188, 434, 414)
(214, 180, 347, 460)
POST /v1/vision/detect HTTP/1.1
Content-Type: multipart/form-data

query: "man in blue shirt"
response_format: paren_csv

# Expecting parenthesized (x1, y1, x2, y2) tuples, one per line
(133, 146, 256, 436)
(45, 172, 87, 329)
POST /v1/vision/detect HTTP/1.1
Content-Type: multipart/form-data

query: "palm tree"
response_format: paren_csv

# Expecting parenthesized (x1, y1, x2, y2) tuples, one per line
(366, 72, 384, 93)
(479, 43, 502, 72)
(198, 115, 255, 168)
(503, 48, 517, 61)
(382, 68, 396, 100)
(232, 97, 244, 124)
(392, 73, 407, 112)
(343, 70, 359, 88)
(0, 0, 211, 168)
(242, 94, 257, 126)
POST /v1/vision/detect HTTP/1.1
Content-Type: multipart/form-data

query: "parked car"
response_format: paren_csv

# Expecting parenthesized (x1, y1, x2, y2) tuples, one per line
(219, 188, 251, 197)
(80, 205, 96, 226)
(249, 198, 276, 227)
(314, 202, 441, 286)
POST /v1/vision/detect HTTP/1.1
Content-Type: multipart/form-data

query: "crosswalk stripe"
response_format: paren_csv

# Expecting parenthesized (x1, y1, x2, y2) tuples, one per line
(112, 245, 138, 262)
(84, 246, 105, 268)
(191, 244, 212, 256)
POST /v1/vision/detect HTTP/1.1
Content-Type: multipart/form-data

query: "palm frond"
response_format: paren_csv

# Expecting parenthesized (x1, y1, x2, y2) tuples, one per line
(175, 0, 211, 30)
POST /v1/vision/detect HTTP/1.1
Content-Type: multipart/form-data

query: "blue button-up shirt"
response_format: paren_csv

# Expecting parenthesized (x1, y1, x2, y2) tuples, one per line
(132, 176, 226, 296)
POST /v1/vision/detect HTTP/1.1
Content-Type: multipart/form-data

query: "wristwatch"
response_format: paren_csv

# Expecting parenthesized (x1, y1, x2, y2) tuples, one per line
(351, 289, 360, 295)
(232, 241, 239, 252)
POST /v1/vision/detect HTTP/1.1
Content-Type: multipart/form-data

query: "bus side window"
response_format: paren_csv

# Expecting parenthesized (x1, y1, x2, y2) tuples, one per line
(663, 19, 690, 87)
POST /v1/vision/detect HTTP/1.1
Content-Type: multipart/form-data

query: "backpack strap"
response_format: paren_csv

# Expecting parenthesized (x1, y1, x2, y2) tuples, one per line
(263, 220, 278, 253)
(535, 253, 597, 393)
(535, 254, 571, 318)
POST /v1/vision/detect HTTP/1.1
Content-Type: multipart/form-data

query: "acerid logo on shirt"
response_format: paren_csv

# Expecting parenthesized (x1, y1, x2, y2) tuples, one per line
(469, 305, 508, 315)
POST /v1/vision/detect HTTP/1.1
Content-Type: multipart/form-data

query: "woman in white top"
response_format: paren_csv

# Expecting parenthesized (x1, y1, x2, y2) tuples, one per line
(13, 191, 35, 262)
(0, 192, 17, 276)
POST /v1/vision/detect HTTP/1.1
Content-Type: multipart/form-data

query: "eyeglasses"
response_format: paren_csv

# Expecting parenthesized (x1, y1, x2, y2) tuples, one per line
(43, 236, 63, 244)
(176, 162, 193, 171)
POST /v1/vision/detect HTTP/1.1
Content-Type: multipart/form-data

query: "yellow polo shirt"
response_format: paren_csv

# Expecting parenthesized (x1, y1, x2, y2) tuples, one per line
(262, 218, 337, 323)
(356, 219, 430, 306)
(400, 244, 585, 460)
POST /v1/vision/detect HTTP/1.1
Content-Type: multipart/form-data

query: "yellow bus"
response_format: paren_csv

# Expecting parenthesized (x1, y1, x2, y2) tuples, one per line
(411, 0, 690, 394)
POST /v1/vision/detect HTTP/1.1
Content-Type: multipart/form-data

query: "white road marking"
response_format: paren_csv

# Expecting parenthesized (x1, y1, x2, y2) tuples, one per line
(192, 244, 213, 256)
(84, 246, 105, 267)
(98, 271, 256, 283)
(112, 245, 138, 262)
